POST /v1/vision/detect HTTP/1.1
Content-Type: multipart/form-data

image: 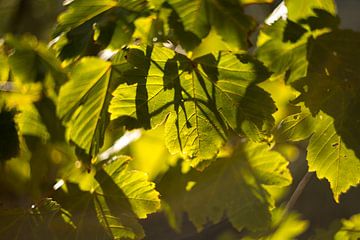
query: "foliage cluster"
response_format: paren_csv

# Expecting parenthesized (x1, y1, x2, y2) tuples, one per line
(0, 0, 360, 239)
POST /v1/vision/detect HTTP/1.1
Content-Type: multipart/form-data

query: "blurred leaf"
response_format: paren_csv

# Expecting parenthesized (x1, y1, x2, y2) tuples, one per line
(240, 0, 274, 3)
(0, 50, 9, 82)
(16, 104, 50, 141)
(335, 214, 360, 240)
(6, 35, 65, 85)
(0, 198, 75, 239)
(285, 0, 336, 22)
(311, 214, 360, 240)
(184, 141, 291, 231)
(129, 126, 176, 179)
(275, 108, 316, 142)
(244, 209, 308, 240)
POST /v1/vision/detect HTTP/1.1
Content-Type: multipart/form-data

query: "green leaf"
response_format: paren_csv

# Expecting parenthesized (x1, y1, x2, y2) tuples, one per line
(54, 0, 148, 59)
(168, 0, 255, 49)
(57, 57, 112, 156)
(307, 113, 360, 202)
(0, 50, 9, 82)
(275, 108, 316, 142)
(167, 0, 209, 38)
(61, 156, 160, 239)
(15, 104, 50, 141)
(335, 214, 360, 240)
(54, 0, 118, 36)
(311, 214, 360, 240)
(184, 141, 291, 231)
(110, 45, 274, 166)
(256, 20, 308, 83)
(109, 46, 176, 129)
(291, 30, 360, 201)
(5, 35, 65, 84)
(256, 3, 337, 83)
(243, 209, 309, 240)
(285, 0, 336, 21)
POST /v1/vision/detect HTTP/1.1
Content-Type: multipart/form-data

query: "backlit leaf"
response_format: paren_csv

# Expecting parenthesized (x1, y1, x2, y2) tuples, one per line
(110, 45, 274, 166)
(184, 141, 291, 231)
(307, 113, 360, 202)
(168, 0, 255, 49)
(60, 156, 160, 239)
(57, 57, 112, 155)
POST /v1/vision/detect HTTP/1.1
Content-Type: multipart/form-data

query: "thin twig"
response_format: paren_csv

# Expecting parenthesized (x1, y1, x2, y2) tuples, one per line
(285, 171, 314, 214)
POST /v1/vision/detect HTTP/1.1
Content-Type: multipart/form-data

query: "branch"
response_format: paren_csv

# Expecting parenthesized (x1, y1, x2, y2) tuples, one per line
(285, 171, 314, 214)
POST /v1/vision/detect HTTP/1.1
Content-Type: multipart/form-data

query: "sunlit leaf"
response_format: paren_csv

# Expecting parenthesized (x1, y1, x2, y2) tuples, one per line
(256, 20, 308, 83)
(110, 45, 274, 166)
(291, 30, 360, 201)
(54, 0, 118, 36)
(58, 57, 112, 155)
(275, 108, 316, 142)
(61, 156, 160, 239)
(307, 113, 360, 202)
(168, 0, 255, 49)
(257, 2, 337, 83)
(5, 35, 65, 84)
(285, 0, 336, 21)
(184, 141, 291, 231)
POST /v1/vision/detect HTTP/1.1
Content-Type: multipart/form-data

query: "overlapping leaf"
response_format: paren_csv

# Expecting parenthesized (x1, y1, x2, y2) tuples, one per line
(184, 142, 291, 231)
(306, 113, 360, 202)
(109, 45, 275, 166)
(275, 108, 316, 142)
(53, 0, 148, 58)
(256, 0, 337, 83)
(168, 0, 255, 49)
(0, 198, 75, 239)
(57, 57, 112, 156)
(285, 0, 336, 21)
(256, 19, 308, 83)
(291, 30, 360, 201)
(15, 104, 50, 141)
(5, 35, 65, 84)
(60, 156, 160, 239)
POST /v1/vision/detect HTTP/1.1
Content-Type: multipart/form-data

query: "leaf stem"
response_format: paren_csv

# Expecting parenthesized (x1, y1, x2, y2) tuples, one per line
(285, 171, 314, 214)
